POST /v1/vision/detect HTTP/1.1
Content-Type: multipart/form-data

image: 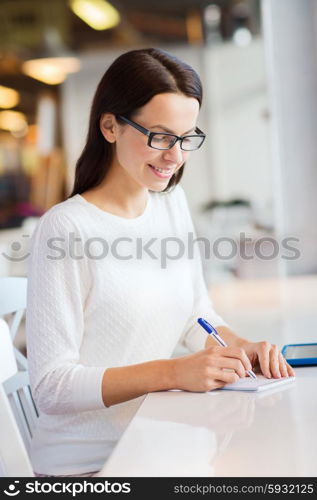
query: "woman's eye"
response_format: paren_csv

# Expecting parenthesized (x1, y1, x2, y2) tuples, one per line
(153, 135, 169, 142)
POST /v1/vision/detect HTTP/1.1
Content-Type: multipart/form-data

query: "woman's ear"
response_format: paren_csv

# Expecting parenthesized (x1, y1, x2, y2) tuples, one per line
(100, 113, 117, 143)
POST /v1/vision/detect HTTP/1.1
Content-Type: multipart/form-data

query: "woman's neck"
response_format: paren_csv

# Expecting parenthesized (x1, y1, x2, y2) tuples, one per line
(81, 179, 149, 219)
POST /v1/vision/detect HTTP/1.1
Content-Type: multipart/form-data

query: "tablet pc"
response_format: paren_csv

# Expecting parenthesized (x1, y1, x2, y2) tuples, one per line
(281, 343, 317, 366)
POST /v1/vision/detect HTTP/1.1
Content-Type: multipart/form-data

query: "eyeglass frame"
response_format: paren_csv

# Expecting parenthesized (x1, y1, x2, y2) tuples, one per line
(116, 114, 206, 151)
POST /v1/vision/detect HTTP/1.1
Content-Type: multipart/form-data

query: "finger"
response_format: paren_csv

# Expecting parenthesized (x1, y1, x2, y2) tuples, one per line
(286, 361, 296, 377)
(203, 373, 227, 391)
(212, 356, 246, 378)
(210, 367, 240, 385)
(212, 380, 227, 390)
(279, 353, 289, 377)
(222, 346, 253, 372)
(256, 342, 271, 378)
(269, 345, 281, 378)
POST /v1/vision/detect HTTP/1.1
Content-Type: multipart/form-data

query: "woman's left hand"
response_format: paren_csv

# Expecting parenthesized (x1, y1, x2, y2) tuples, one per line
(240, 340, 295, 378)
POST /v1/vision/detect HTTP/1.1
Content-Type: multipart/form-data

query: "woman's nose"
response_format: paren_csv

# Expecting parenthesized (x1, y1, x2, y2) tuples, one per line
(162, 141, 184, 164)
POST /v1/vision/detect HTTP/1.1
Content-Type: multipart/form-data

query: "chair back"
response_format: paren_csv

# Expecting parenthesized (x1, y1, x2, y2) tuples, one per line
(0, 277, 39, 454)
(0, 319, 34, 476)
(0, 277, 28, 365)
(0, 318, 17, 383)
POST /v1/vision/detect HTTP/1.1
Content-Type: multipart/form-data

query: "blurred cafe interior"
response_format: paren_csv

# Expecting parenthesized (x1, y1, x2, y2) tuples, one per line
(1, 0, 317, 350)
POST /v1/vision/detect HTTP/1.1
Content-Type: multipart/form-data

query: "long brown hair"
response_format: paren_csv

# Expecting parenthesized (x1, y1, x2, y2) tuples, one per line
(70, 48, 203, 197)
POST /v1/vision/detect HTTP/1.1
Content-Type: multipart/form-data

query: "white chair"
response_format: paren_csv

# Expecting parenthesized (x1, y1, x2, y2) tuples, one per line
(0, 318, 34, 476)
(0, 277, 39, 455)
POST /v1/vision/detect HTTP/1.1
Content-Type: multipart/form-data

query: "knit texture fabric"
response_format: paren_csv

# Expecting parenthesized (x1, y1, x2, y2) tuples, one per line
(26, 184, 227, 475)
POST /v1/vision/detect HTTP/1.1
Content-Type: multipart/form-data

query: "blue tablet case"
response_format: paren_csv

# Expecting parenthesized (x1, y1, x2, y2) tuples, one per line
(282, 343, 317, 366)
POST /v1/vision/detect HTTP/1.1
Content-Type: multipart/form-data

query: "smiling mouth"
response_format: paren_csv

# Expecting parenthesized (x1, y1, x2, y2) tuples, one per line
(148, 163, 174, 177)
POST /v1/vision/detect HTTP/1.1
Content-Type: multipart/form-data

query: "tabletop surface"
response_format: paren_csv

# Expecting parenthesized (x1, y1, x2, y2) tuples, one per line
(100, 276, 317, 477)
(100, 367, 317, 477)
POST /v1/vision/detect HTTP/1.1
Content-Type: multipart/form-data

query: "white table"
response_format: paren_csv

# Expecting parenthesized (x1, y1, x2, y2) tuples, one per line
(100, 276, 317, 477)
(100, 368, 316, 477)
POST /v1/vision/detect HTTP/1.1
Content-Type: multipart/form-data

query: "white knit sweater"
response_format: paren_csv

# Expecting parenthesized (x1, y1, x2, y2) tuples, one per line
(26, 184, 227, 475)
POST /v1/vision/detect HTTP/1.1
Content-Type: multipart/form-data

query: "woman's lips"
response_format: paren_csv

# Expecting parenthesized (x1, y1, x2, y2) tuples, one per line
(148, 164, 174, 178)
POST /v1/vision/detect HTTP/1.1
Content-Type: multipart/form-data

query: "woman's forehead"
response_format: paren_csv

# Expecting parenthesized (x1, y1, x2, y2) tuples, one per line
(136, 93, 199, 127)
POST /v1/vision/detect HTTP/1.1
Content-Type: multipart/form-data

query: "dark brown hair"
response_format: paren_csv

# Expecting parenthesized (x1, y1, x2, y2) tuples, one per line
(70, 48, 203, 197)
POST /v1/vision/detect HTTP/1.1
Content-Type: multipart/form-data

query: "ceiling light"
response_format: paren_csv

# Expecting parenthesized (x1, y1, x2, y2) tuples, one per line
(70, 0, 120, 30)
(22, 57, 81, 85)
(233, 27, 252, 47)
(22, 28, 81, 85)
(0, 110, 28, 134)
(204, 5, 221, 26)
(0, 86, 20, 109)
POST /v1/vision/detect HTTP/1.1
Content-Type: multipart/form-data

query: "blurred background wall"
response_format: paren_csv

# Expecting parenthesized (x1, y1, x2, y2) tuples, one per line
(0, 0, 316, 285)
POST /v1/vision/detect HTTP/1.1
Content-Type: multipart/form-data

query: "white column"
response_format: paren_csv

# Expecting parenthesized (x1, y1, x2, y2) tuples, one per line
(261, 0, 317, 275)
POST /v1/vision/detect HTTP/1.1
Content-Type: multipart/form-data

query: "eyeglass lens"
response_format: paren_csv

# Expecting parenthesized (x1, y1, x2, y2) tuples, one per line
(150, 134, 204, 151)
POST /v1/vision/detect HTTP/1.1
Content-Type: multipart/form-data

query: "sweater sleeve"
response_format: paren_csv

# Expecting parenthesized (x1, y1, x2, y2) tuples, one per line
(25, 208, 106, 415)
(176, 187, 229, 353)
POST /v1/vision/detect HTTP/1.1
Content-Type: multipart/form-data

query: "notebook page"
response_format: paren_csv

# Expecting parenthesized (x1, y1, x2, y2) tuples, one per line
(218, 375, 296, 392)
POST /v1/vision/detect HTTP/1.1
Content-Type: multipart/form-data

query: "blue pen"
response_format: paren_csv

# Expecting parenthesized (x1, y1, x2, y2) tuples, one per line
(197, 317, 257, 379)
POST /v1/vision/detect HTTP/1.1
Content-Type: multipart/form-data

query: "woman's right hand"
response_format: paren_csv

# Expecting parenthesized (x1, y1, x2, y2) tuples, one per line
(171, 345, 253, 392)
(101, 346, 253, 407)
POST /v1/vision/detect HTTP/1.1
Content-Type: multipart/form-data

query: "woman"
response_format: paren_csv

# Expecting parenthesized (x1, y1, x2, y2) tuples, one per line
(26, 48, 295, 477)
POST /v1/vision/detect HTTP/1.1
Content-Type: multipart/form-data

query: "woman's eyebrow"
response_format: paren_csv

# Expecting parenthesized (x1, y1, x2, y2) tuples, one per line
(150, 124, 196, 135)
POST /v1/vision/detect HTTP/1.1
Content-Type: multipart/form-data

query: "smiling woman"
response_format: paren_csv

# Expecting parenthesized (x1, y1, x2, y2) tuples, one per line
(70, 48, 203, 200)
(25, 47, 294, 478)
(98, 93, 200, 195)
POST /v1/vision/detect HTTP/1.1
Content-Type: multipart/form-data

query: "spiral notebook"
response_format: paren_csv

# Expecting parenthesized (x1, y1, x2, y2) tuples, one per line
(219, 375, 296, 392)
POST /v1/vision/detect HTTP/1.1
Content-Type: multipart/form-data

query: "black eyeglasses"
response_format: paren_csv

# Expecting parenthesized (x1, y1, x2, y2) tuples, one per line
(117, 115, 206, 151)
